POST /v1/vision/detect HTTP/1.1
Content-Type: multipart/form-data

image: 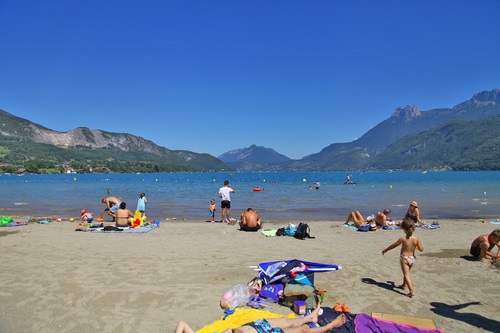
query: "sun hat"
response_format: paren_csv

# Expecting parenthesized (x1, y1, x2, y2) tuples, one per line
(81, 209, 86, 215)
(410, 201, 418, 207)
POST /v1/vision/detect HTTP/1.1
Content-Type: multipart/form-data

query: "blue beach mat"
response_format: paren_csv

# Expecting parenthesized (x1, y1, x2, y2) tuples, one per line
(1, 221, 28, 227)
(91, 226, 155, 233)
(489, 221, 500, 225)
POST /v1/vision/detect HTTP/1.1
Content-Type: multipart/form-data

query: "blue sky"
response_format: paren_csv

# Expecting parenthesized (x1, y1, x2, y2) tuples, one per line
(1, 1, 499, 159)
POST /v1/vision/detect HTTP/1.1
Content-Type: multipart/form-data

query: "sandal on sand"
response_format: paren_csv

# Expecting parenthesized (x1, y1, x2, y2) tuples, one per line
(341, 304, 351, 313)
(333, 303, 343, 312)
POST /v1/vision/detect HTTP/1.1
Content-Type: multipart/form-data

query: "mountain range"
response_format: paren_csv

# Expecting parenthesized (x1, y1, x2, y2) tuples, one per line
(220, 89, 500, 171)
(1, 89, 499, 173)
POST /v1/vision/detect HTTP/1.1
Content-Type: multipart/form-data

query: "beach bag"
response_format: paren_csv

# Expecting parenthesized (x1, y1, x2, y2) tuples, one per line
(220, 284, 258, 310)
(294, 223, 314, 239)
(259, 284, 284, 302)
(284, 224, 298, 237)
(357, 224, 370, 232)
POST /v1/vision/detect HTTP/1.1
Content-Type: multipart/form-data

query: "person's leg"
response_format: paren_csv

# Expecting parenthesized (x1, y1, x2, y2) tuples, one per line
(345, 211, 356, 224)
(267, 303, 323, 329)
(479, 243, 490, 263)
(400, 259, 414, 297)
(396, 259, 407, 290)
(175, 320, 194, 333)
(350, 211, 364, 226)
(271, 314, 346, 333)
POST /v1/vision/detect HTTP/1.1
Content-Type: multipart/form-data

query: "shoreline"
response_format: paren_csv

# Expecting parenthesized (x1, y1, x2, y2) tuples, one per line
(1, 218, 499, 332)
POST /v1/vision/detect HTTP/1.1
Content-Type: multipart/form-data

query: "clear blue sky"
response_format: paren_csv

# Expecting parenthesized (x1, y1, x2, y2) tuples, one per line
(1, 1, 499, 159)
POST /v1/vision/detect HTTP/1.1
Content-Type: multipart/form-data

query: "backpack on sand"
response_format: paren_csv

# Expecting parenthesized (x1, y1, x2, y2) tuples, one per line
(294, 223, 315, 240)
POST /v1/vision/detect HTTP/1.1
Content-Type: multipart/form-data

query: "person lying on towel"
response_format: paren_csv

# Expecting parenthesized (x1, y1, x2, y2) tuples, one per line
(175, 303, 346, 333)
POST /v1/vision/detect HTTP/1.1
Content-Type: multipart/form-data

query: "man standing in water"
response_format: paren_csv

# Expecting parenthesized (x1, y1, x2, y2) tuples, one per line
(218, 180, 235, 224)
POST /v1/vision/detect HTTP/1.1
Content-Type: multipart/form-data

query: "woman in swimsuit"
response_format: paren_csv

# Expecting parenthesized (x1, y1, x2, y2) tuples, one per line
(115, 202, 133, 227)
(174, 303, 346, 333)
(382, 218, 424, 297)
(404, 201, 422, 226)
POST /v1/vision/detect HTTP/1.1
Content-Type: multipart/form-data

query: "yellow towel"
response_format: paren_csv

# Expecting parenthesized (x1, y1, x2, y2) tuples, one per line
(197, 308, 296, 333)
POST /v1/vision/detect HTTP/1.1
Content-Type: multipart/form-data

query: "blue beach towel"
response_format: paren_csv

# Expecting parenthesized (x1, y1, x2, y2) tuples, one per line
(91, 226, 154, 233)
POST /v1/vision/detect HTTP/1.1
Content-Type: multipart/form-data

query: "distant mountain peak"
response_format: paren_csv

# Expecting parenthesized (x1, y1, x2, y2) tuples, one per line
(391, 105, 421, 122)
(453, 89, 500, 111)
(218, 144, 291, 165)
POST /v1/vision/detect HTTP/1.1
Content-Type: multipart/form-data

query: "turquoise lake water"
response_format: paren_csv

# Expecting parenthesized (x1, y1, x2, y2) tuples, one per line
(1, 171, 499, 221)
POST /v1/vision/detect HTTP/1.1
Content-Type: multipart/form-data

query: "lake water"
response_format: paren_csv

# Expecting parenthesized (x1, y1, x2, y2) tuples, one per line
(1, 171, 499, 222)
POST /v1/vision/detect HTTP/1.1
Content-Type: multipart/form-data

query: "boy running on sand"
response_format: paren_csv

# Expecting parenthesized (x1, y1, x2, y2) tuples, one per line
(382, 217, 424, 297)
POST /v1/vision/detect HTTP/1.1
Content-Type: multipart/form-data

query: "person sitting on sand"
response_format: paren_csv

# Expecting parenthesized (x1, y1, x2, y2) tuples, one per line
(382, 218, 424, 297)
(345, 209, 392, 227)
(239, 208, 263, 231)
(174, 303, 346, 333)
(100, 196, 122, 221)
(403, 201, 423, 226)
(115, 202, 133, 227)
(470, 229, 500, 264)
(80, 209, 94, 223)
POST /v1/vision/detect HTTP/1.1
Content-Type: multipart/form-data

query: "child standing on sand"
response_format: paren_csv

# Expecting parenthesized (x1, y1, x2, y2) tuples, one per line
(382, 217, 424, 297)
(137, 192, 147, 218)
(209, 199, 216, 222)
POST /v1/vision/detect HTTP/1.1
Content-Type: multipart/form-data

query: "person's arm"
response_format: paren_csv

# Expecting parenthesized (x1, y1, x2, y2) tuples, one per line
(382, 238, 402, 255)
(415, 208, 423, 225)
(416, 237, 424, 252)
(484, 242, 499, 259)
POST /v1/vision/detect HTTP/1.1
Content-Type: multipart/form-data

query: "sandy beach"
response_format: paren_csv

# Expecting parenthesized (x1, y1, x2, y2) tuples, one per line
(0, 217, 499, 333)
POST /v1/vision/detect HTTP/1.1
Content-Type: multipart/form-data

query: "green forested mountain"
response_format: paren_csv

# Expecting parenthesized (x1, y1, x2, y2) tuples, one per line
(0, 109, 228, 173)
(289, 89, 500, 171)
(369, 116, 500, 170)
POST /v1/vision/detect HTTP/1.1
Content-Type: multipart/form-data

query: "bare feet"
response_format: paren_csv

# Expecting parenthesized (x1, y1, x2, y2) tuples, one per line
(325, 313, 346, 330)
(407, 291, 415, 297)
(396, 284, 406, 290)
(306, 302, 322, 324)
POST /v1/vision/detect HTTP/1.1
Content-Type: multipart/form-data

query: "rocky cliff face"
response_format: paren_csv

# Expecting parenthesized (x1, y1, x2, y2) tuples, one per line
(19, 124, 166, 155)
(391, 105, 422, 123)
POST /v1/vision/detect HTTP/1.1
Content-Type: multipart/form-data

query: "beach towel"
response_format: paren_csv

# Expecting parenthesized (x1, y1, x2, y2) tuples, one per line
(91, 226, 155, 233)
(261, 229, 278, 237)
(196, 308, 295, 333)
(355, 313, 442, 332)
(417, 224, 440, 229)
(489, 221, 500, 225)
(1, 221, 28, 227)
